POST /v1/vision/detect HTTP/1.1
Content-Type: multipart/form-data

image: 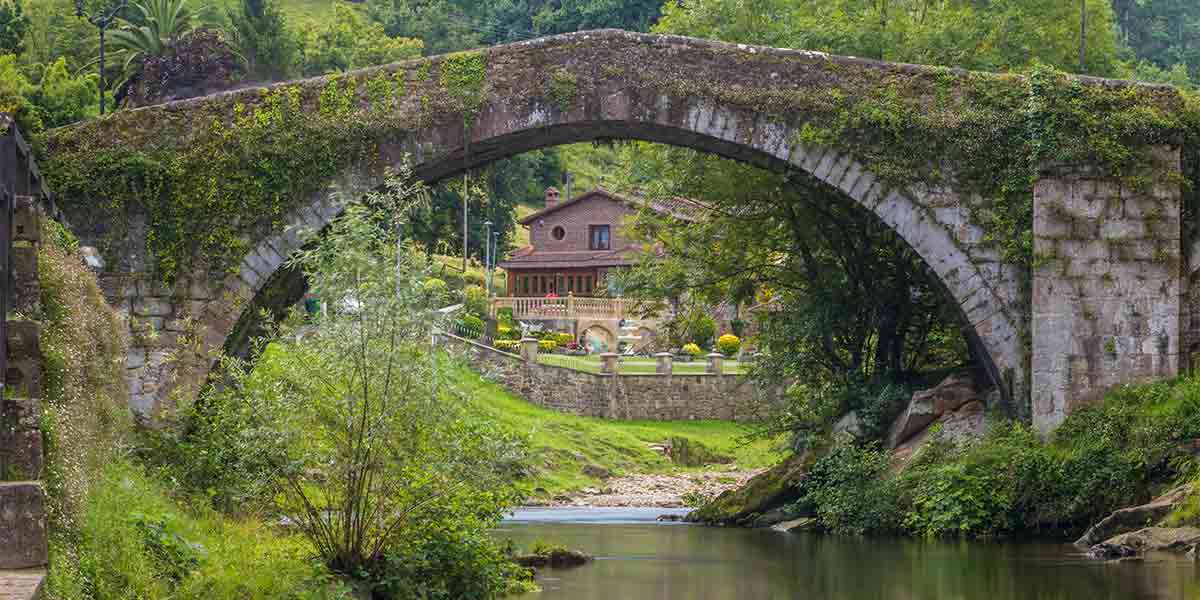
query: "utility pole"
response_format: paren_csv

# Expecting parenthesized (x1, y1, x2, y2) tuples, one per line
(1080, 0, 1087, 73)
(76, 0, 129, 115)
(491, 230, 500, 296)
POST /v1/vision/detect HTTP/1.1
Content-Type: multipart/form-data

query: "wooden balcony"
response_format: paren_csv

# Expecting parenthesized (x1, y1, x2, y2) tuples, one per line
(490, 295, 633, 320)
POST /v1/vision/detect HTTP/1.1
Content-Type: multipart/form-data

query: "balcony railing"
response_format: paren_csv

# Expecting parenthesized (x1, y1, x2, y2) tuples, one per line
(490, 295, 633, 320)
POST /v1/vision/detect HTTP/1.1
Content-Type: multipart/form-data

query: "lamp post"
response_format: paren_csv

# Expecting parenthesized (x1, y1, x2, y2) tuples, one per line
(491, 230, 500, 296)
(483, 220, 493, 296)
(75, 0, 129, 115)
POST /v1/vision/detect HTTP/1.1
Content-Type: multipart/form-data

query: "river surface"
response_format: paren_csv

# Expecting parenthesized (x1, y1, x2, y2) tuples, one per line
(498, 507, 1200, 600)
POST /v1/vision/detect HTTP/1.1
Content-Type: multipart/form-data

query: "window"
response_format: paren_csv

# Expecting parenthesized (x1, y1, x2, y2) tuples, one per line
(551, 225, 566, 241)
(589, 225, 611, 250)
(585, 275, 593, 294)
(567, 275, 574, 293)
(521, 276, 529, 295)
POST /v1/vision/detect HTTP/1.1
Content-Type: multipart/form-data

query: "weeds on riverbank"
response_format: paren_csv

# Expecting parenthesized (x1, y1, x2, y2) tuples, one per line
(792, 375, 1200, 538)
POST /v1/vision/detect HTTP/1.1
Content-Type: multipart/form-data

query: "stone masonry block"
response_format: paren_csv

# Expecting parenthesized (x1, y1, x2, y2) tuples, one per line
(0, 482, 48, 568)
(132, 297, 173, 317)
(12, 195, 40, 242)
(0, 429, 43, 481)
(6, 321, 39, 361)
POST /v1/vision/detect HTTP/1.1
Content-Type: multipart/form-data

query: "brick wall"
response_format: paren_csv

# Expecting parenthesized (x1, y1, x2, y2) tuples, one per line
(528, 192, 634, 252)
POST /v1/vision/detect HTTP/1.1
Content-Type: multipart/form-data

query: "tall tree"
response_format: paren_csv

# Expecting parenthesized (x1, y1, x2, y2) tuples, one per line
(225, 0, 297, 82)
(0, 0, 30, 56)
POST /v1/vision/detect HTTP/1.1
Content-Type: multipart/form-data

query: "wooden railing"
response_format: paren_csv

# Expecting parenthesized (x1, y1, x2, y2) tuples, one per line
(490, 295, 632, 320)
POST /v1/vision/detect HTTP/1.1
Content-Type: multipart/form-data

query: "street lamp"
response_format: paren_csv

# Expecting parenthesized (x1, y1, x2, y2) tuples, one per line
(75, 0, 129, 115)
(483, 220, 493, 296)
(491, 230, 500, 296)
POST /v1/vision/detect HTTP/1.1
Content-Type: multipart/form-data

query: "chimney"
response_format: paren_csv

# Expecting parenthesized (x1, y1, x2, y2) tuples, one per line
(544, 186, 561, 208)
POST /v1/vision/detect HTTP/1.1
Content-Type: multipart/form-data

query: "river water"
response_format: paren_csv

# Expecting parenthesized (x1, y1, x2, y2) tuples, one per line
(498, 507, 1200, 600)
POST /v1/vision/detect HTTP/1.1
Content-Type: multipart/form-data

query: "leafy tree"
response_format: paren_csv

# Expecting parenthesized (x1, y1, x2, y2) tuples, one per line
(209, 168, 526, 577)
(0, 0, 30, 56)
(225, 0, 297, 81)
(1112, 0, 1200, 82)
(655, 0, 1122, 76)
(22, 0, 97, 73)
(28, 56, 101, 128)
(367, 0, 482, 56)
(300, 4, 422, 75)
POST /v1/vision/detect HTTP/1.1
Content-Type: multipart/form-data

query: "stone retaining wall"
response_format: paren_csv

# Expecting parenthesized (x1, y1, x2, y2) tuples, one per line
(443, 334, 773, 421)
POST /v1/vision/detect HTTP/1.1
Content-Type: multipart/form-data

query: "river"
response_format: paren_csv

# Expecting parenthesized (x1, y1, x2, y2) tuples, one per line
(498, 507, 1200, 600)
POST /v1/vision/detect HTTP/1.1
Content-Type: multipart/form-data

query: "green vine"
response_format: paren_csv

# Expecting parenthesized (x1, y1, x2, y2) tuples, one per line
(439, 51, 488, 125)
(547, 68, 578, 112)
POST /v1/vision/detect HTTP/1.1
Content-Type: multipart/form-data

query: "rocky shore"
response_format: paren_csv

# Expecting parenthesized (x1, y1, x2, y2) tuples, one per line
(536, 468, 762, 508)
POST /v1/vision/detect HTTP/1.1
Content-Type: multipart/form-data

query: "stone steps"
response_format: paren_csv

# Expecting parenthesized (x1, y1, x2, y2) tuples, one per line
(0, 569, 44, 600)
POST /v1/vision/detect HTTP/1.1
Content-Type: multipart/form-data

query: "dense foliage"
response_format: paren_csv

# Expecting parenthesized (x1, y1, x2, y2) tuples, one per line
(791, 375, 1200, 538)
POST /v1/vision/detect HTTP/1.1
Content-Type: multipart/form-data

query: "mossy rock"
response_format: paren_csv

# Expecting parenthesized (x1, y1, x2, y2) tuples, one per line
(666, 436, 733, 467)
(685, 450, 816, 525)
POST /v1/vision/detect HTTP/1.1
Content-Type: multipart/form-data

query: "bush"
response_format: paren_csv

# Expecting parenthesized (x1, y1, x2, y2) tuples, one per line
(538, 340, 557, 352)
(459, 313, 484, 338)
(716, 334, 741, 357)
(463, 284, 489, 317)
(554, 332, 575, 346)
(496, 324, 519, 341)
(422, 278, 448, 305)
(495, 340, 521, 352)
(800, 442, 901, 535)
(367, 513, 533, 600)
(682, 343, 703, 358)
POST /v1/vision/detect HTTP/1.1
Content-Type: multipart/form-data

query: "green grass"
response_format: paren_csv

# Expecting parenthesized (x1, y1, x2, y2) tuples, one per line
(537, 353, 747, 375)
(47, 460, 345, 600)
(453, 364, 782, 498)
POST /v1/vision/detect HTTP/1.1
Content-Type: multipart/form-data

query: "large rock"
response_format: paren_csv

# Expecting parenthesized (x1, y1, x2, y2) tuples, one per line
(0, 483, 47, 569)
(1091, 527, 1200, 557)
(887, 370, 987, 449)
(1075, 484, 1192, 547)
(890, 400, 990, 472)
(686, 451, 813, 525)
(666, 437, 733, 467)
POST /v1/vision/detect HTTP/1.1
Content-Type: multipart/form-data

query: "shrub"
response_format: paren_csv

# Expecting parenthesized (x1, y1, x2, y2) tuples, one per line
(538, 340, 557, 352)
(687, 314, 717, 348)
(496, 324, 519, 341)
(463, 284, 488, 317)
(367, 513, 533, 600)
(554, 332, 575, 346)
(800, 441, 901, 535)
(682, 343, 703, 358)
(422, 277, 448, 305)
(459, 313, 484, 338)
(716, 334, 741, 357)
(495, 340, 521, 352)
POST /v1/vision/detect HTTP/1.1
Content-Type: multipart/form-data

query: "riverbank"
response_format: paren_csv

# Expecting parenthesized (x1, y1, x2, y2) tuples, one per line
(453, 364, 783, 501)
(688, 371, 1200, 552)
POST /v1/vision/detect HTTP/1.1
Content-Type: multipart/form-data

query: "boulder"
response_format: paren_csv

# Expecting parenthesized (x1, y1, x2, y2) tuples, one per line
(890, 400, 989, 473)
(581, 464, 611, 479)
(771, 517, 820, 533)
(887, 370, 986, 449)
(1075, 484, 1193, 547)
(686, 450, 813, 525)
(1090, 527, 1200, 558)
(832, 411, 863, 438)
(514, 548, 592, 569)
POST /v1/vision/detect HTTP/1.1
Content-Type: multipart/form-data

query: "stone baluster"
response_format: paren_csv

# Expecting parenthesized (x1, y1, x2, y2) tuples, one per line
(706, 352, 725, 376)
(655, 352, 673, 375)
(520, 337, 539, 363)
(600, 352, 620, 374)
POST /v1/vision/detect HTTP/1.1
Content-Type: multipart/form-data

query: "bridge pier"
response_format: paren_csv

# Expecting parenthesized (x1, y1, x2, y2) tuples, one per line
(1032, 147, 1183, 433)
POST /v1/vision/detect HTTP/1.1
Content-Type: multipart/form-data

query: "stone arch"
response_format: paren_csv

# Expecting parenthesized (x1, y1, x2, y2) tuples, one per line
(54, 30, 1030, 420)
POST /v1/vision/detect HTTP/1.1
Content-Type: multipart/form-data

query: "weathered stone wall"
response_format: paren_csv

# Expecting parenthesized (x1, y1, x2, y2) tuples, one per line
(443, 335, 768, 421)
(1032, 149, 1183, 432)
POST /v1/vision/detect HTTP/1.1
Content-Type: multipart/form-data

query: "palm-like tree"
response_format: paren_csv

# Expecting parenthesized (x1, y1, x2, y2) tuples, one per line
(106, 0, 195, 90)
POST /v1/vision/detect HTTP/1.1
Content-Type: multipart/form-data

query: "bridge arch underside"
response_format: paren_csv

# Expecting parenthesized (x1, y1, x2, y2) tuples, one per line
(209, 118, 1025, 421)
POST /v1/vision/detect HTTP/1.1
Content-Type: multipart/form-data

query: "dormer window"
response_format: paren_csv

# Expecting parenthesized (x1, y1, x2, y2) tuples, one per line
(589, 225, 610, 250)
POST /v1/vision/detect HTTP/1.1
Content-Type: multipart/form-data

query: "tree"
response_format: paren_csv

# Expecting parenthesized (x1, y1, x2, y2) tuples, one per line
(107, 0, 196, 90)
(1112, 0, 1200, 84)
(225, 0, 297, 81)
(210, 168, 526, 577)
(300, 4, 422, 75)
(0, 0, 30, 56)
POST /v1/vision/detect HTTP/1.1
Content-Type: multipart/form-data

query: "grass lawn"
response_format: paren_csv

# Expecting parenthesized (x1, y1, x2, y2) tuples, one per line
(538, 353, 748, 375)
(454, 364, 782, 499)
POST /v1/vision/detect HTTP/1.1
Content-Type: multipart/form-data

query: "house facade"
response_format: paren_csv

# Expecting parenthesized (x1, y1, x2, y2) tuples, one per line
(494, 187, 703, 352)
(499, 187, 639, 298)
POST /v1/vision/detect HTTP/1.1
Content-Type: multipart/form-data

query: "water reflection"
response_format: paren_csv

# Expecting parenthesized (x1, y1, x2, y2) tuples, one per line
(498, 509, 1200, 600)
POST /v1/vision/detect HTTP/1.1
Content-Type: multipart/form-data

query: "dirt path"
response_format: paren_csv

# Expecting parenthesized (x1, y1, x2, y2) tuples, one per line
(547, 468, 762, 508)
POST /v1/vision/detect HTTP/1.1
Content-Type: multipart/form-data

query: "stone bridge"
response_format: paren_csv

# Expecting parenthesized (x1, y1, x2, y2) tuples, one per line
(37, 30, 1195, 433)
